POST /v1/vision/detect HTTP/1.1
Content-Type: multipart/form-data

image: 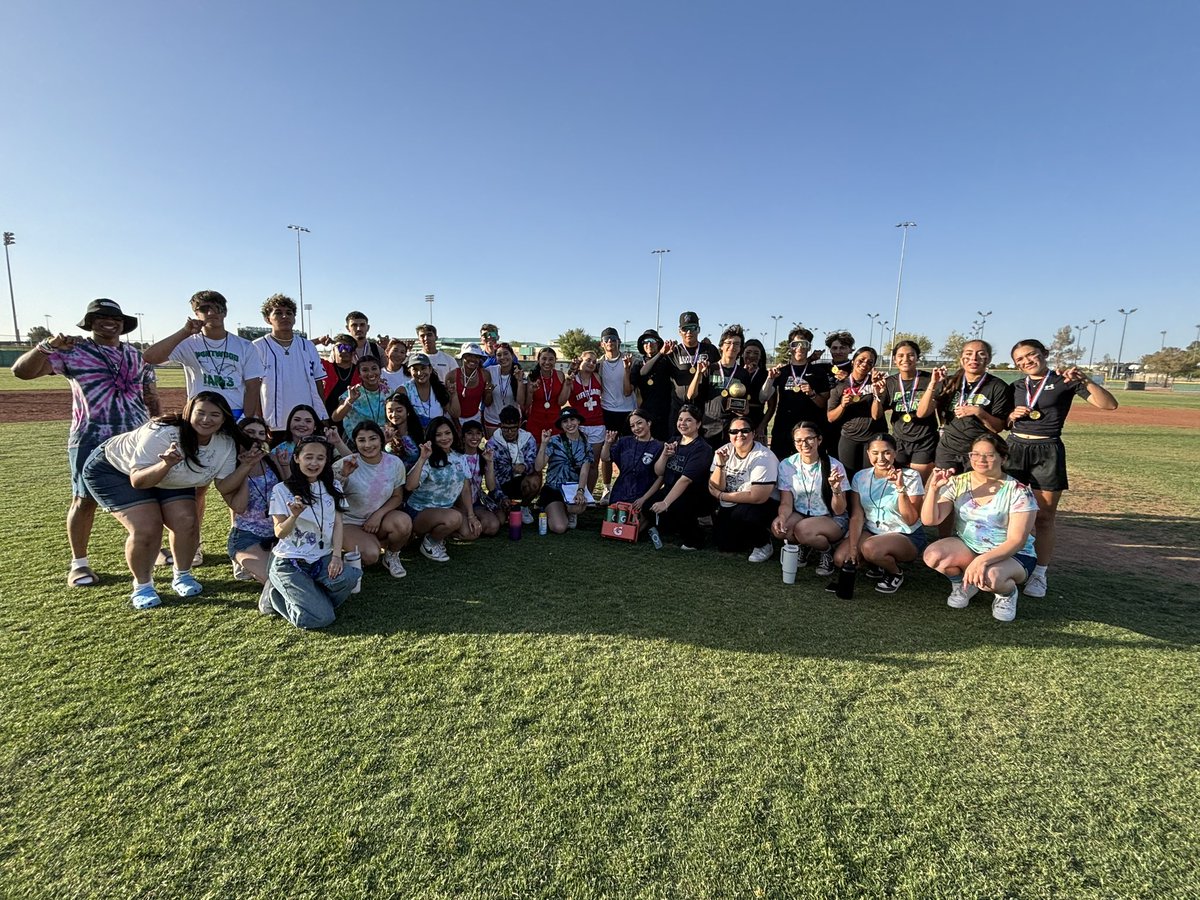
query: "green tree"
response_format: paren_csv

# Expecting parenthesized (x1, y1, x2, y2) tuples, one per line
(556, 328, 599, 361)
(1139, 347, 1200, 383)
(940, 330, 968, 363)
(27, 325, 52, 344)
(882, 331, 933, 358)
(1047, 325, 1082, 370)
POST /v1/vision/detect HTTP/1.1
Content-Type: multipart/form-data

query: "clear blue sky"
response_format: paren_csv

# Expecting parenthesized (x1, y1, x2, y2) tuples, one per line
(4, 1, 1197, 362)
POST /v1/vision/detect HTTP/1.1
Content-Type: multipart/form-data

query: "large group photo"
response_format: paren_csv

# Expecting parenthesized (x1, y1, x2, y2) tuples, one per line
(2, 3, 1197, 898)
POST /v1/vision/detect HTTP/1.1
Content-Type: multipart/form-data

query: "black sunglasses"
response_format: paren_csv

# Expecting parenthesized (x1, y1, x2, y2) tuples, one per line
(728, 427, 754, 435)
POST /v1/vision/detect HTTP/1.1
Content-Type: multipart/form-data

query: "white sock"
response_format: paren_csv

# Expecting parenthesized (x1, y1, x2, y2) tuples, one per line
(134, 580, 154, 590)
(1033, 564, 1048, 577)
(173, 568, 191, 577)
(71, 557, 90, 569)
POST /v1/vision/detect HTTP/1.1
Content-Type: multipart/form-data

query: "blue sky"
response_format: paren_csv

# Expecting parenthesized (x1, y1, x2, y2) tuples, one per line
(4, 1, 1197, 361)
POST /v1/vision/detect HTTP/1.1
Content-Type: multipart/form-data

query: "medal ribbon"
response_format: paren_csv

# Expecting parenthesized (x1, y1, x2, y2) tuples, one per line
(1024, 372, 1053, 411)
(959, 373, 988, 407)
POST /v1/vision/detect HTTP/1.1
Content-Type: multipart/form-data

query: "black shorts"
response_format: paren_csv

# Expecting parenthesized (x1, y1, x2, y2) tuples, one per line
(602, 409, 634, 436)
(934, 444, 967, 473)
(895, 434, 937, 466)
(1004, 437, 1068, 492)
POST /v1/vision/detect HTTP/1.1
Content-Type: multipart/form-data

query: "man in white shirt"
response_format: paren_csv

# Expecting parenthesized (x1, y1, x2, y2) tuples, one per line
(253, 294, 327, 431)
(596, 326, 636, 495)
(416, 323, 457, 382)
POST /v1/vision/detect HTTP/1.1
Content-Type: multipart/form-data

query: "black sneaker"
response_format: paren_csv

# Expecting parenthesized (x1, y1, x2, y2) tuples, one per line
(875, 572, 905, 594)
(824, 579, 839, 593)
(798, 546, 812, 567)
(864, 565, 886, 580)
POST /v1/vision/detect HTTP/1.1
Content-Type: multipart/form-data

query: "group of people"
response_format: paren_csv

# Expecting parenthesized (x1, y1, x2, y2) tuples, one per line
(15, 292, 1117, 628)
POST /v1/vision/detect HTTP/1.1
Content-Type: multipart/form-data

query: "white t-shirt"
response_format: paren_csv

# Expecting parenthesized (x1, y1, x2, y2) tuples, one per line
(253, 334, 327, 431)
(426, 350, 457, 383)
(104, 423, 238, 489)
(599, 357, 636, 412)
(381, 369, 412, 394)
(269, 481, 336, 562)
(482, 365, 521, 425)
(777, 454, 850, 517)
(169, 332, 266, 410)
(339, 454, 406, 526)
(938, 473, 1037, 556)
(711, 441, 779, 508)
(849, 467, 925, 534)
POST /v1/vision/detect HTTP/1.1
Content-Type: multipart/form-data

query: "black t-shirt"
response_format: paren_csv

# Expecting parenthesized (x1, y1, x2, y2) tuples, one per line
(932, 373, 1013, 454)
(632, 357, 675, 416)
(882, 371, 937, 441)
(770, 363, 832, 432)
(665, 341, 718, 401)
(663, 437, 715, 493)
(1007, 371, 1091, 438)
(699, 362, 753, 438)
(828, 380, 887, 441)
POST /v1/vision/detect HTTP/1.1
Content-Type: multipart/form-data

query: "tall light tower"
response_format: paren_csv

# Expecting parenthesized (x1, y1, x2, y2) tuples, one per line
(866, 312, 880, 350)
(624, 319, 631, 343)
(3, 232, 18, 343)
(287, 225, 310, 334)
(770, 314, 784, 349)
(136, 312, 145, 346)
(889, 222, 916, 368)
(425, 294, 435, 325)
(880, 321, 890, 353)
(1160, 330, 1167, 349)
(1074, 323, 1089, 364)
(652, 249, 670, 332)
(1116, 307, 1138, 376)
(976, 310, 993, 342)
(1088, 318, 1105, 368)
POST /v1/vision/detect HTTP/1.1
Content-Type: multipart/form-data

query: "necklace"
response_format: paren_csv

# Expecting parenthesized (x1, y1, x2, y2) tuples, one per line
(199, 333, 232, 388)
(309, 484, 327, 549)
(273, 335, 295, 356)
(796, 457, 821, 513)
(92, 340, 132, 390)
(866, 471, 892, 530)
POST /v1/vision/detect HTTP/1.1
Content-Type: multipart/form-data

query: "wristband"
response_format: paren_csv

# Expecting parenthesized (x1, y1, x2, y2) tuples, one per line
(37, 339, 55, 355)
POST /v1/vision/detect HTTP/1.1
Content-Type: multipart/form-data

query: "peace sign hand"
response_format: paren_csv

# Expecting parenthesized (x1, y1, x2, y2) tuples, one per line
(159, 441, 184, 467)
(418, 441, 433, 460)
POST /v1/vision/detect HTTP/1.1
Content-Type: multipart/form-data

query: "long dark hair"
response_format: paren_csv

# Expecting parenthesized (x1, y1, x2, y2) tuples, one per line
(153, 391, 251, 472)
(385, 391, 426, 444)
(528, 347, 557, 383)
(944, 339, 993, 398)
(794, 421, 834, 511)
(239, 416, 283, 483)
(281, 404, 325, 445)
(283, 436, 345, 510)
(425, 416, 459, 469)
(495, 342, 521, 400)
(427, 370, 451, 406)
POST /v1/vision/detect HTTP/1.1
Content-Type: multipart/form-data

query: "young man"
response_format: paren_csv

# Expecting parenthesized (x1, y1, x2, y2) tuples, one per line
(666, 311, 718, 426)
(11, 298, 160, 587)
(596, 326, 637, 494)
(345, 311, 382, 365)
(415, 323, 457, 382)
(253, 294, 327, 431)
(479, 323, 501, 367)
(143, 290, 263, 419)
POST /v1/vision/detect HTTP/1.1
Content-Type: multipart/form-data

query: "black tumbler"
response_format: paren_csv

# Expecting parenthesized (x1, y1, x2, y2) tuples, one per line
(835, 562, 857, 599)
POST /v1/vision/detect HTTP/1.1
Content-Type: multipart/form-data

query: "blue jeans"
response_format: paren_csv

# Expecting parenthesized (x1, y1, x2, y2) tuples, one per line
(266, 553, 360, 629)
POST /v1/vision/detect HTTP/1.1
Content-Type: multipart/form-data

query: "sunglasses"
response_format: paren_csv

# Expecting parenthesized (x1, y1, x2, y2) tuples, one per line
(728, 427, 754, 435)
(680, 325, 699, 333)
(789, 340, 812, 349)
(335, 343, 354, 353)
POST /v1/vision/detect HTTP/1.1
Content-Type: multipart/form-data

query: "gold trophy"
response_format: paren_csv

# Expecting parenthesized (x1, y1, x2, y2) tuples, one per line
(724, 379, 749, 415)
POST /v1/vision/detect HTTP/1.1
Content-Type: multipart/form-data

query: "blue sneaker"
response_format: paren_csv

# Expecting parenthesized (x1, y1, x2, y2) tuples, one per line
(171, 571, 203, 597)
(131, 585, 162, 610)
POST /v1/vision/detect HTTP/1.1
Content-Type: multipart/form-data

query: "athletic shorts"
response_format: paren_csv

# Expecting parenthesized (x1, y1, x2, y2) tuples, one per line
(1003, 437, 1068, 492)
(602, 409, 635, 436)
(580, 424, 606, 445)
(82, 445, 196, 512)
(934, 444, 967, 473)
(894, 435, 937, 466)
(1015, 553, 1037, 578)
(537, 484, 586, 509)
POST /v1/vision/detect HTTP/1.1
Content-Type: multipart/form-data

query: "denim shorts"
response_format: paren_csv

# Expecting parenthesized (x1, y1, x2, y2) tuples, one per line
(227, 526, 276, 557)
(69, 432, 108, 500)
(82, 445, 196, 512)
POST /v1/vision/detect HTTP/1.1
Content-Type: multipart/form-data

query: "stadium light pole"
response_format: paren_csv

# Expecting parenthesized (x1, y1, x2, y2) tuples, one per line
(1160, 330, 1167, 349)
(3, 232, 18, 343)
(136, 313, 145, 347)
(976, 310, 993, 342)
(624, 319, 631, 343)
(303, 304, 313, 338)
(771, 314, 784, 349)
(1194, 323, 1200, 345)
(652, 249, 670, 332)
(287, 225, 310, 334)
(889, 222, 916, 369)
(425, 294, 435, 325)
(1088, 318, 1105, 368)
(866, 312, 880, 350)
(1116, 307, 1137, 376)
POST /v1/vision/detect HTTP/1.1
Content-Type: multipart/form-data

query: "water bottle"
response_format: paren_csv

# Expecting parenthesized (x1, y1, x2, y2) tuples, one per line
(835, 561, 857, 600)
(538, 511, 548, 536)
(780, 542, 799, 584)
(648, 527, 663, 550)
(508, 505, 523, 541)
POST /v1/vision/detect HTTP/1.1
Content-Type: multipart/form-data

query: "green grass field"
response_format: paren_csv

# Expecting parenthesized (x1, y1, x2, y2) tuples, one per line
(0, 396, 1197, 897)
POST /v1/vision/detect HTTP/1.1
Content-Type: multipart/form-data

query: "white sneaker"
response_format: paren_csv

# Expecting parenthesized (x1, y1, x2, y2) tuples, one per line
(420, 536, 450, 563)
(192, 547, 204, 568)
(748, 543, 773, 563)
(232, 559, 255, 581)
(1023, 570, 1047, 598)
(350, 577, 362, 595)
(521, 508, 534, 526)
(947, 582, 980, 609)
(680, 544, 698, 551)
(992, 588, 1018, 622)
(567, 513, 578, 530)
(382, 550, 407, 579)
(814, 551, 835, 576)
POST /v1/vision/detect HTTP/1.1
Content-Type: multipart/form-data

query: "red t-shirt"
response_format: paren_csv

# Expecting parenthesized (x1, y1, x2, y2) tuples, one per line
(569, 374, 604, 426)
(526, 371, 564, 444)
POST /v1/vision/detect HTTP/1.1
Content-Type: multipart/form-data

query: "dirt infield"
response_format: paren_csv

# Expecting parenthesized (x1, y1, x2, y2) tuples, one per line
(0, 388, 190, 423)
(1068, 400, 1200, 429)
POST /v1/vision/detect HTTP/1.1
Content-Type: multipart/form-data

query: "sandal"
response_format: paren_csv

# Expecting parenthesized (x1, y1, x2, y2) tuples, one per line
(68, 565, 99, 588)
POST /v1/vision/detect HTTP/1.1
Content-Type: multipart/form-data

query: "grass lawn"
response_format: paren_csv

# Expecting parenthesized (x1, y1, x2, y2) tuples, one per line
(1, 415, 1197, 897)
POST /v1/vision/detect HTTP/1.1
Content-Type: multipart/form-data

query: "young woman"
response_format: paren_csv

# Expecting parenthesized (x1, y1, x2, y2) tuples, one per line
(525, 347, 565, 446)
(534, 406, 593, 533)
(404, 416, 477, 562)
(630, 329, 674, 441)
(1004, 338, 1118, 598)
(921, 434, 1037, 622)
(482, 342, 527, 436)
(708, 416, 780, 562)
(833, 434, 926, 595)
(561, 351, 606, 490)
(446, 343, 492, 426)
(457, 420, 502, 538)
(485, 404, 541, 521)
(827, 346, 888, 477)
(338, 421, 413, 579)
(331, 357, 389, 435)
(383, 391, 424, 469)
(263, 435, 360, 629)
(381, 337, 412, 393)
(875, 340, 937, 483)
(403, 352, 459, 429)
(82, 391, 255, 609)
(738, 338, 771, 438)
(649, 404, 715, 550)
(763, 326, 831, 460)
(320, 334, 360, 417)
(271, 404, 349, 480)
(771, 421, 849, 577)
(696, 325, 747, 449)
(599, 409, 664, 539)
(918, 339, 1012, 474)
(224, 416, 282, 585)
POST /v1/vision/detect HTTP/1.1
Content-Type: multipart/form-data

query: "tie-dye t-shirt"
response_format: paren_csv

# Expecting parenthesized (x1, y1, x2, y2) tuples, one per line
(48, 340, 153, 446)
(938, 473, 1036, 556)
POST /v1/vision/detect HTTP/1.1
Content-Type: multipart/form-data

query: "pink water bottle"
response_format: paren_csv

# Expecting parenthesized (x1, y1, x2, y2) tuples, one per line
(508, 504, 523, 541)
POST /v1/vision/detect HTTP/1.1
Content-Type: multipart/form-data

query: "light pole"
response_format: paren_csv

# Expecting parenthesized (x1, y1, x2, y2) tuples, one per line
(287, 225, 310, 334)
(1116, 307, 1137, 377)
(1194, 323, 1200, 345)
(3, 232, 18, 343)
(1074, 323, 1089, 365)
(651, 249, 670, 332)
(303, 304, 313, 338)
(976, 310, 993, 342)
(889, 222, 916, 366)
(425, 294, 435, 325)
(624, 319, 631, 343)
(1160, 330, 1167, 349)
(771, 314, 784, 349)
(866, 312, 880, 350)
(44, 314, 52, 334)
(1088, 318, 1105, 368)
(880, 321, 890, 353)
(136, 313, 145, 346)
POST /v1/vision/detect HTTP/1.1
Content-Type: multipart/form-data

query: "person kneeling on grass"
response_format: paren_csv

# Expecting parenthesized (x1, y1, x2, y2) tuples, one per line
(404, 416, 478, 562)
(770, 421, 848, 577)
(600, 409, 664, 542)
(535, 407, 593, 533)
(223, 417, 283, 584)
(831, 434, 926, 596)
(920, 433, 1037, 623)
(485, 404, 541, 525)
(81, 391, 256, 609)
(708, 416, 780, 562)
(262, 436, 360, 628)
(337, 421, 413, 580)
(458, 420, 502, 538)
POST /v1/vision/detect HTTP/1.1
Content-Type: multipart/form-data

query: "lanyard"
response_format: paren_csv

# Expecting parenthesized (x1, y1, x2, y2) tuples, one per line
(898, 374, 919, 412)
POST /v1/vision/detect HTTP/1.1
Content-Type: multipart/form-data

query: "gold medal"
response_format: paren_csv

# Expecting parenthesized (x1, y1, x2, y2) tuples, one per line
(646, 378, 654, 386)
(689, 366, 697, 374)
(1028, 409, 1042, 420)
(791, 384, 802, 393)
(902, 413, 912, 423)
(721, 389, 729, 398)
